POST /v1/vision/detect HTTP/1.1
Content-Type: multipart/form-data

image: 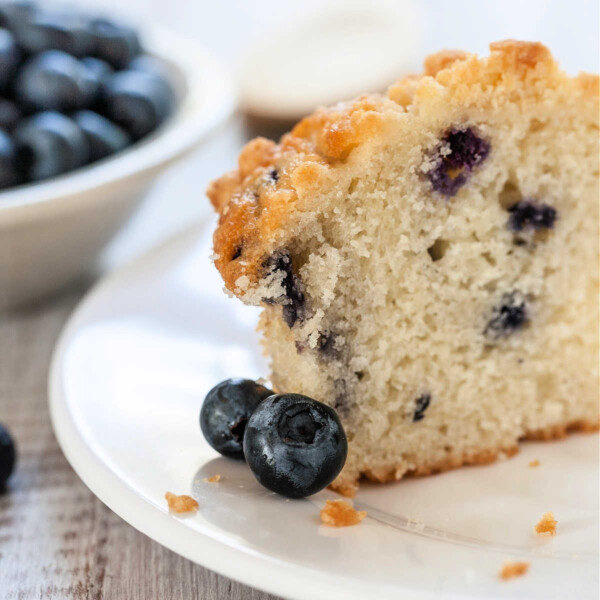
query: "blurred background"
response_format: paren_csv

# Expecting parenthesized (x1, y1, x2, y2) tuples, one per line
(75, 0, 600, 276)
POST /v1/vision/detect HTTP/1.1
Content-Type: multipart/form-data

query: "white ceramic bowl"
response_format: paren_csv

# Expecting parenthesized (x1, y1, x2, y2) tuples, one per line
(0, 29, 235, 311)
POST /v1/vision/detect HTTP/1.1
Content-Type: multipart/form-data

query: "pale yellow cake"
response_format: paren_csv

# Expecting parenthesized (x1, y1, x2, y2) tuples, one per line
(208, 41, 599, 495)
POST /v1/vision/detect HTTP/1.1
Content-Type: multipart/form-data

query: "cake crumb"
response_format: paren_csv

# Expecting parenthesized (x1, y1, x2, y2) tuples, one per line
(165, 492, 198, 514)
(529, 459, 540, 467)
(499, 561, 530, 580)
(320, 500, 366, 527)
(203, 474, 221, 483)
(535, 511, 557, 535)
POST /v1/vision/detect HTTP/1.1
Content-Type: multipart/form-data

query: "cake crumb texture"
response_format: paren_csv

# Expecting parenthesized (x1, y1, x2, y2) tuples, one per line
(204, 474, 222, 483)
(208, 40, 599, 492)
(499, 561, 530, 580)
(320, 500, 366, 527)
(535, 511, 557, 535)
(165, 492, 199, 514)
(528, 459, 540, 467)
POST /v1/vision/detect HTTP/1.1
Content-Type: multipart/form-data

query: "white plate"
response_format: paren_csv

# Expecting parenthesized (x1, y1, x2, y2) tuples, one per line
(49, 223, 599, 600)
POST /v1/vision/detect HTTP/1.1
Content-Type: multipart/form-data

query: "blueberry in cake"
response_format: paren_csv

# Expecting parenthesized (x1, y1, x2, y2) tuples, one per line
(208, 41, 599, 495)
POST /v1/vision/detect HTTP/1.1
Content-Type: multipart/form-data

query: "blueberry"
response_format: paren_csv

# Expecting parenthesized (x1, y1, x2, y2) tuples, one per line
(0, 1, 35, 30)
(73, 110, 130, 162)
(0, 423, 16, 490)
(428, 127, 490, 197)
(101, 69, 174, 139)
(0, 129, 19, 188)
(14, 111, 89, 181)
(317, 331, 337, 357)
(263, 251, 306, 328)
(508, 200, 557, 232)
(81, 56, 113, 81)
(88, 18, 140, 69)
(0, 27, 20, 89)
(128, 54, 170, 81)
(16, 11, 94, 56)
(15, 50, 99, 111)
(412, 393, 431, 422)
(0, 97, 20, 131)
(485, 291, 529, 338)
(200, 378, 274, 459)
(243, 394, 347, 499)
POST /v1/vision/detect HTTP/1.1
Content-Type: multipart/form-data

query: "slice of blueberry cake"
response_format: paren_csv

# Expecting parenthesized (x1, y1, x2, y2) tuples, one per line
(208, 41, 599, 495)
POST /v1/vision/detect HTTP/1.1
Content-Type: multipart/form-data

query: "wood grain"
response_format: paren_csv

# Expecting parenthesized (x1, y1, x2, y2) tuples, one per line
(0, 285, 281, 600)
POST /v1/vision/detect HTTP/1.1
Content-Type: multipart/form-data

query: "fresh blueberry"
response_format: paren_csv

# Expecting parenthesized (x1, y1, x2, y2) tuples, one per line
(0, 1, 35, 30)
(485, 291, 529, 338)
(15, 10, 94, 56)
(243, 394, 347, 498)
(508, 200, 557, 232)
(0, 97, 20, 131)
(0, 27, 20, 89)
(73, 110, 130, 162)
(14, 111, 89, 181)
(200, 378, 274, 459)
(88, 18, 140, 69)
(101, 69, 174, 139)
(0, 423, 16, 490)
(128, 54, 170, 81)
(81, 56, 113, 81)
(428, 127, 490, 197)
(15, 50, 99, 111)
(0, 129, 19, 188)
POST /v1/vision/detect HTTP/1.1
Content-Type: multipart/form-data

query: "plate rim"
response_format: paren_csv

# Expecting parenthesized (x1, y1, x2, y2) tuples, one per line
(47, 228, 437, 600)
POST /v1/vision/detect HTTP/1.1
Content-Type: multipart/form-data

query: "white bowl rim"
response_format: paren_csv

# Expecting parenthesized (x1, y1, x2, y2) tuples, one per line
(0, 27, 236, 224)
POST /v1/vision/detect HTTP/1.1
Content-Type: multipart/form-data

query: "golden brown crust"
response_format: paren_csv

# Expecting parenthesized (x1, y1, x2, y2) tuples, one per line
(488, 39, 552, 69)
(208, 40, 599, 297)
(423, 49, 469, 76)
(330, 418, 598, 493)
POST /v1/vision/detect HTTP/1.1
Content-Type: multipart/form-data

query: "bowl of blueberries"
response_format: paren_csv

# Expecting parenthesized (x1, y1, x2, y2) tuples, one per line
(0, 1, 234, 310)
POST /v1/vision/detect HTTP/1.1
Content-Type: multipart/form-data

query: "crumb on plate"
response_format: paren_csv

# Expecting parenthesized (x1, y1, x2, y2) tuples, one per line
(204, 474, 221, 483)
(529, 459, 540, 467)
(499, 561, 530, 580)
(165, 492, 198, 514)
(320, 499, 366, 527)
(535, 511, 557, 535)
